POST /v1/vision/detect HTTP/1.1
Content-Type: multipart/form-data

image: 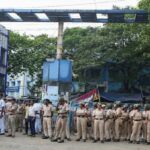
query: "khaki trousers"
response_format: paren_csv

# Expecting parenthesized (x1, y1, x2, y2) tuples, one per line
(147, 121, 150, 142)
(130, 120, 142, 142)
(76, 117, 87, 140)
(94, 119, 104, 141)
(16, 114, 23, 132)
(5, 114, 9, 131)
(142, 120, 147, 141)
(8, 115, 16, 136)
(105, 119, 114, 140)
(54, 117, 67, 140)
(43, 117, 52, 137)
(121, 120, 128, 140)
(115, 118, 123, 140)
(127, 120, 132, 140)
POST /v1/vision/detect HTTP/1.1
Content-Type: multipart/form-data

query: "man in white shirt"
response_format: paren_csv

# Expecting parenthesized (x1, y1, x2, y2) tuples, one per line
(33, 100, 42, 134)
(0, 94, 5, 135)
(28, 101, 36, 137)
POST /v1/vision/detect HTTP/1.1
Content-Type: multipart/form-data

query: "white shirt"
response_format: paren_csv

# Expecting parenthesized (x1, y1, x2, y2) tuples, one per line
(0, 99, 5, 110)
(33, 103, 42, 113)
(28, 106, 36, 117)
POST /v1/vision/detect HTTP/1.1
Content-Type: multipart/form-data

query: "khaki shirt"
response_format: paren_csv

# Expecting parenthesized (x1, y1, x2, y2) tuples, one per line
(115, 107, 122, 117)
(106, 109, 115, 119)
(147, 111, 150, 120)
(9, 103, 18, 115)
(142, 111, 148, 120)
(58, 103, 69, 117)
(121, 110, 129, 120)
(93, 109, 105, 119)
(76, 108, 86, 116)
(132, 110, 142, 120)
(42, 104, 53, 117)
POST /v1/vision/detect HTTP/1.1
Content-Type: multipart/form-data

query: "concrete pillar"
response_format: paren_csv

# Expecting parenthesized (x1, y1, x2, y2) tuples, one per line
(56, 22, 64, 59)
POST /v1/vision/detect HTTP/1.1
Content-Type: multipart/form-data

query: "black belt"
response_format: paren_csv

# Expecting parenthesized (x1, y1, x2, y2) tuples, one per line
(43, 116, 51, 118)
(134, 120, 142, 121)
(95, 118, 104, 120)
(78, 116, 85, 118)
(9, 114, 16, 115)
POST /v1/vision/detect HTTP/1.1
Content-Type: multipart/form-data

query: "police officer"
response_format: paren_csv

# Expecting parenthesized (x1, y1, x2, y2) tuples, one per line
(7, 97, 18, 137)
(105, 103, 115, 142)
(5, 97, 12, 132)
(93, 103, 105, 143)
(53, 98, 69, 143)
(129, 104, 143, 144)
(76, 102, 87, 142)
(146, 104, 150, 145)
(16, 100, 24, 132)
(114, 101, 123, 142)
(142, 104, 148, 143)
(121, 104, 129, 141)
(0, 94, 5, 135)
(42, 99, 54, 139)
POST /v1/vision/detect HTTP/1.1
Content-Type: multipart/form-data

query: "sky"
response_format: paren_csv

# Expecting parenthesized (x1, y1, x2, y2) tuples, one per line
(0, 0, 140, 37)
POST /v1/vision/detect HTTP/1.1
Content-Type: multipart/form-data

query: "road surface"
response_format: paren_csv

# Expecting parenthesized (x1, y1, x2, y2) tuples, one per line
(0, 133, 149, 150)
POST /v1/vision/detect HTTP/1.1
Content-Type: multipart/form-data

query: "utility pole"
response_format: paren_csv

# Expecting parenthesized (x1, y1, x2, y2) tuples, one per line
(56, 22, 64, 59)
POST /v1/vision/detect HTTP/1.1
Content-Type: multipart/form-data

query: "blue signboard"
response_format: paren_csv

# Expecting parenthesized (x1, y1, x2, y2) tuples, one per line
(49, 60, 59, 81)
(42, 59, 72, 82)
(6, 86, 20, 92)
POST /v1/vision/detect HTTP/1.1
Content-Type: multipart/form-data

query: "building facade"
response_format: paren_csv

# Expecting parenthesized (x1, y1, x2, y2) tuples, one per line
(6, 73, 34, 99)
(0, 25, 8, 96)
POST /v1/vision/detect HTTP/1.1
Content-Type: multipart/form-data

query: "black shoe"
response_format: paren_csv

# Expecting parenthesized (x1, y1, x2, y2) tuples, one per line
(147, 142, 150, 145)
(58, 140, 64, 143)
(93, 140, 97, 143)
(128, 140, 133, 143)
(136, 141, 140, 144)
(105, 139, 111, 142)
(0, 133, 5, 135)
(51, 139, 58, 142)
(101, 140, 104, 143)
(76, 139, 80, 141)
(115, 139, 120, 142)
(67, 138, 71, 141)
(83, 139, 86, 142)
(42, 136, 49, 139)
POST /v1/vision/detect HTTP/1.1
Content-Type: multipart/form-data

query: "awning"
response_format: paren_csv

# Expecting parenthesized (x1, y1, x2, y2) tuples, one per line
(101, 92, 143, 103)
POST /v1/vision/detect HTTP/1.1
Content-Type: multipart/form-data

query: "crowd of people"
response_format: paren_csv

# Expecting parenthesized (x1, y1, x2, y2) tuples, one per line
(0, 94, 150, 145)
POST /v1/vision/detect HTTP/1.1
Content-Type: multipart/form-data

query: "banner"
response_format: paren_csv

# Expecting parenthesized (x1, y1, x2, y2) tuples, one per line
(78, 89, 100, 103)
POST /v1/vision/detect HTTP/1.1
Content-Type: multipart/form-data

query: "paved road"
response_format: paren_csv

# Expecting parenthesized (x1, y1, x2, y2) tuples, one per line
(0, 133, 149, 150)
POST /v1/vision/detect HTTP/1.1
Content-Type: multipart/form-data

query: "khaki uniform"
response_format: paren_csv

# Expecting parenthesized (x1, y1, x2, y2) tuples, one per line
(5, 101, 12, 132)
(121, 110, 129, 140)
(54, 103, 69, 141)
(130, 110, 142, 142)
(142, 111, 148, 141)
(147, 110, 150, 143)
(105, 109, 115, 140)
(128, 109, 136, 140)
(42, 104, 53, 138)
(16, 104, 24, 132)
(76, 108, 87, 140)
(93, 109, 105, 141)
(115, 107, 123, 140)
(85, 108, 92, 139)
(8, 103, 18, 136)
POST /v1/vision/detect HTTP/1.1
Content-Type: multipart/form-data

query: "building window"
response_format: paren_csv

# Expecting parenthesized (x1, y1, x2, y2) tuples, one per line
(1, 49, 6, 65)
(11, 81, 15, 87)
(6, 82, 9, 87)
(17, 81, 21, 86)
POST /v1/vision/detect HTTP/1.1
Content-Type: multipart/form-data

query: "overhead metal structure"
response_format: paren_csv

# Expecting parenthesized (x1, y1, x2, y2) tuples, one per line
(0, 9, 148, 23)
